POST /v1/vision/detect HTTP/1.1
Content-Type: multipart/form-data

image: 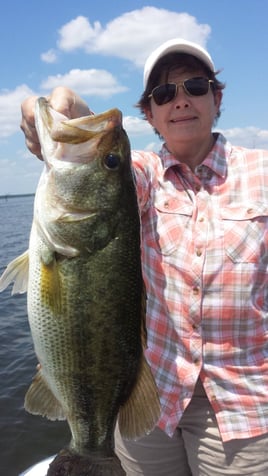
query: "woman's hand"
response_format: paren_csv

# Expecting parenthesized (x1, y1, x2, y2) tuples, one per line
(20, 87, 91, 160)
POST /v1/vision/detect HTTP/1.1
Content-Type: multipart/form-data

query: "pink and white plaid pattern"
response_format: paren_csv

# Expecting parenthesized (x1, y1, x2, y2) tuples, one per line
(132, 133, 268, 442)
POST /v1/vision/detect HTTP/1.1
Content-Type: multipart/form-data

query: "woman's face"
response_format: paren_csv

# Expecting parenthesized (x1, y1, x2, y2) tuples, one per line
(145, 67, 222, 159)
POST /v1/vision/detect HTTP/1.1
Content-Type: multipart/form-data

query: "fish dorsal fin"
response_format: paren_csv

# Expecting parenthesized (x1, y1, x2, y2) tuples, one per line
(0, 250, 29, 294)
(118, 353, 161, 440)
(25, 369, 66, 420)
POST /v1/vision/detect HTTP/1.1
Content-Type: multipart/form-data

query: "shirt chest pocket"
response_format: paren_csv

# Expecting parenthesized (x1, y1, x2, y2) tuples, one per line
(143, 198, 193, 255)
(221, 203, 268, 263)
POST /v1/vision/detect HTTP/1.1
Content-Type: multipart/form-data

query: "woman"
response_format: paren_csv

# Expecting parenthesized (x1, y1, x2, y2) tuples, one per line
(21, 39, 268, 475)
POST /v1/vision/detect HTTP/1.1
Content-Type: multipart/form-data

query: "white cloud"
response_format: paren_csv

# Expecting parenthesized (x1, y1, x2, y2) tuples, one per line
(57, 15, 101, 51)
(123, 116, 152, 136)
(0, 85, 35, 138)
(40, 69, 128, 97)
(56, 8, 211, 67)
(218, 126, 268, 149)
(41, 49, 58, 64)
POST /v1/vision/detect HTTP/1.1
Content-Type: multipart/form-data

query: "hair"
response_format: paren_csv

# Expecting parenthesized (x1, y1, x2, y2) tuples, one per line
(136, 53, 225, 126)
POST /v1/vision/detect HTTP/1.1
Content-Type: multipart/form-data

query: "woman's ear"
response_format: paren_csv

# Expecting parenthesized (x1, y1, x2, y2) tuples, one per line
(144, 106, 154, 124)
(214, 90, 223, 114)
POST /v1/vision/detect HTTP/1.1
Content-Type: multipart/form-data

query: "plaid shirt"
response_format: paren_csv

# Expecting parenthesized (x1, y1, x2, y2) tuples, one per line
(132, 133, 268, 442)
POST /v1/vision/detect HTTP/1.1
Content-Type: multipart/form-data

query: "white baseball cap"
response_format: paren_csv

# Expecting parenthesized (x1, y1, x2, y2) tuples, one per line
(143, 38, 215, 88)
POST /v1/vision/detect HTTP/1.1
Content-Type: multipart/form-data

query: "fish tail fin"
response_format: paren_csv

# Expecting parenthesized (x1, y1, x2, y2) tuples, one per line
(47, 449, 126, 476)
(0, 250, 29, 294)
(118, 353, 161, 440)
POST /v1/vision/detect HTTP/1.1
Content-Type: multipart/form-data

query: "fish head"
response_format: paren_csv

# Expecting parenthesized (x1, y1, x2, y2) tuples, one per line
(34, 99, 136, 256)
(35, 98, 134, 210)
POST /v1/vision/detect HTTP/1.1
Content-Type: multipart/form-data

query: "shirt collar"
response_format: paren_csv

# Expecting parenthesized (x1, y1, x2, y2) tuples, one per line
(160, 133, 231, 179)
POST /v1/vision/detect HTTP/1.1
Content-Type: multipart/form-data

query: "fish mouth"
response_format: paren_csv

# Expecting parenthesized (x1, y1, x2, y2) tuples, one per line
(65, 109, 123, 133)
(36, 98, 125, 165)
(52, 110, 123, 143)
(36, 97, 123, 145)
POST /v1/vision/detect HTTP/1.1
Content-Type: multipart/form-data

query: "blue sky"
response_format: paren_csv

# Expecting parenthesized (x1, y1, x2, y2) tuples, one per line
(1, 0, 268, 194)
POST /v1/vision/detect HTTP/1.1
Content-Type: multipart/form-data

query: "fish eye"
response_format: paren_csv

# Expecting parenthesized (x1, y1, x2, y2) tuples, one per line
(103, 153, 121, 170)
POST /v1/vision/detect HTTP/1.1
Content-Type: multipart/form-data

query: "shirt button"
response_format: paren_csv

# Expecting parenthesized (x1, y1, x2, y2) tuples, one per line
(193, 287, 199, 295)
(196, 248, 202, 257)
(192, 323, 198, 330)
(199, 216, 205, 222)
(164, 201, 169, 208)
(193, 358, 200, 364)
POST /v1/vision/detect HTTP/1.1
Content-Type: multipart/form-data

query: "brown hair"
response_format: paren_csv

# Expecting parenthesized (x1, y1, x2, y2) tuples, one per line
(136, 52, 225, 122)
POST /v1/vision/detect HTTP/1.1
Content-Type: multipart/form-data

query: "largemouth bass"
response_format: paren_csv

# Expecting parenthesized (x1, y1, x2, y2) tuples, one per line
(0, 99, 160, 475)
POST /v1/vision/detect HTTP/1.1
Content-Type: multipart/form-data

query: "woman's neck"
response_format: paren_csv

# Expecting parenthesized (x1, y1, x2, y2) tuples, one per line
(166, 134, 216, 171)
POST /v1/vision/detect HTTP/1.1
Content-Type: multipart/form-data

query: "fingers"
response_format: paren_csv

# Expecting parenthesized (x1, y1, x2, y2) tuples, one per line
(47, 87, 91, 119)
(20, 87, 92, 160)
(21, 95, 43, 160)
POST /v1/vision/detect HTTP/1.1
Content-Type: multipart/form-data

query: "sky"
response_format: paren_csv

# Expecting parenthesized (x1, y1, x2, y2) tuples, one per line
(1, 0, 268, 195)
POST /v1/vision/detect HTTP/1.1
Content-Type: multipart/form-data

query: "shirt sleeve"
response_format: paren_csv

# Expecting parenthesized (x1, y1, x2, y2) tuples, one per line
(131, 150, 159, 214)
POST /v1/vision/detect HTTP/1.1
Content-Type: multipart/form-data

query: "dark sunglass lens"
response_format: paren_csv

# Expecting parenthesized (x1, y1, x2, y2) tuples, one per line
(153, 84, 177, 105)
(185, 78, 209, 96)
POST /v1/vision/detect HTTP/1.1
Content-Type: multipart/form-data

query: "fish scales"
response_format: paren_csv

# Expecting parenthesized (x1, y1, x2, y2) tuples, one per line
(0, 99, 160, 475)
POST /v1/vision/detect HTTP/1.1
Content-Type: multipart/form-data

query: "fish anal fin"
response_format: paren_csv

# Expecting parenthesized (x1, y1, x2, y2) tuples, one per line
(0, 250, 29, 294)
(118, 354, 161, 440)
(25, 369, 65, 421)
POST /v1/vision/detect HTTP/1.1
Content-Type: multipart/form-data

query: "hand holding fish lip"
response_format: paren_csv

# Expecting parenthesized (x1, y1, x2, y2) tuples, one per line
(47, 86, 91, 119)
(21, 87, 92, 160)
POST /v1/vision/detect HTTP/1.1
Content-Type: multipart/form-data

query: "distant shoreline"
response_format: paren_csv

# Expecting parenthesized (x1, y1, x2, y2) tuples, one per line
(0, 193, 35, 200)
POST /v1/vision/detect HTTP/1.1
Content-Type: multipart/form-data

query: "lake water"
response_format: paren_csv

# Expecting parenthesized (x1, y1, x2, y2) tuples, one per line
(0, 196, 69, 476)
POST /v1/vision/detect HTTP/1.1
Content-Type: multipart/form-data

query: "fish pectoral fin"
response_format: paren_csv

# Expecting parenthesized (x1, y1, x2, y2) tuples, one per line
(0, 250, 29, 294)
(118, 354, 161, 440)
(40, 258, 62, 316)
(25, 369, 66, 420)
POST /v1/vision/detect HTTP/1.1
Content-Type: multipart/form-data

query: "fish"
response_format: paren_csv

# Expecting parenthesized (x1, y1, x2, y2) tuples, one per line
(0, 98, 160, 476)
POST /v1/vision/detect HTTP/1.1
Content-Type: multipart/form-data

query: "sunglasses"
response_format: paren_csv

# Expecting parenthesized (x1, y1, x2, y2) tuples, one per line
(148, 77, 214, 106)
